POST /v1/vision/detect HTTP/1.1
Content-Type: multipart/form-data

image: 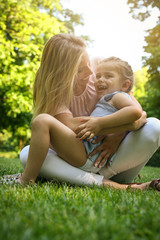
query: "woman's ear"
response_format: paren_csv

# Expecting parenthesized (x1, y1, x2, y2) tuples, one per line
(121, 79, 131, 92)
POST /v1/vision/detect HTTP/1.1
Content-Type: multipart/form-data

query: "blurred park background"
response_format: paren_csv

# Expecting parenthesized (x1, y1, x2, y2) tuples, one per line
(0, 0, 159, 163)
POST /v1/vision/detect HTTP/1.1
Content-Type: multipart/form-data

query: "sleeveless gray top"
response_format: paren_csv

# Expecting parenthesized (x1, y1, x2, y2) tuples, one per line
(90, 91, 131, 117)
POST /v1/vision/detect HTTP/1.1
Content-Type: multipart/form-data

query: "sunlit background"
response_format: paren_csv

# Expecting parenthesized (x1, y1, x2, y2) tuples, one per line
(1, 3, 160, 237)
(0, 0, 159, 157)
(61, 0, 159, 70)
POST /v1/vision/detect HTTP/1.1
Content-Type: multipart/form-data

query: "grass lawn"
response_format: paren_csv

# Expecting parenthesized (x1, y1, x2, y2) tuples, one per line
(0, 157, 160, 240)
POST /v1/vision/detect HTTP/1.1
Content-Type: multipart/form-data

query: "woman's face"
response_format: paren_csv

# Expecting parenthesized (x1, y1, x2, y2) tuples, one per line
(75, 51, 93, 87)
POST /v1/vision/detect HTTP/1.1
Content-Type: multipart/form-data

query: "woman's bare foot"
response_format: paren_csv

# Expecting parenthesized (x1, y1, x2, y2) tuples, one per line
(128, 182, 151, 190)
(102, 177, 160, 191)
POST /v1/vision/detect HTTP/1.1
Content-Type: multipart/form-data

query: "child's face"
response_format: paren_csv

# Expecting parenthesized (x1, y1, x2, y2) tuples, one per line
(95, 62, 123, 99)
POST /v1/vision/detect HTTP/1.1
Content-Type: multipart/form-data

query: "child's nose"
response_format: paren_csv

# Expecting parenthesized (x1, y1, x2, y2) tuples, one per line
(98, 76, 104, 82)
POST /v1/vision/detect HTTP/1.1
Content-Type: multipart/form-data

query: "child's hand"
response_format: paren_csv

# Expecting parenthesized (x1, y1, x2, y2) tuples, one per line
(75, 117, 101, 141)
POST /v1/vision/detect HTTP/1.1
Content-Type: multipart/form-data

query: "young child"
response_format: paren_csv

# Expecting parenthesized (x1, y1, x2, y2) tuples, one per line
(76, 57, 142, 171)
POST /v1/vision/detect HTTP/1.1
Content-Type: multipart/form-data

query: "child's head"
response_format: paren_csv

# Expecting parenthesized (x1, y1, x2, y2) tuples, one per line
(95, 56, 134, 98)
(33, 33, 86, 118)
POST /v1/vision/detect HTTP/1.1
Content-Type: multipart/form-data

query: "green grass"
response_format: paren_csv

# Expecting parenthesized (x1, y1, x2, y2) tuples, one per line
(0, 157, 160, 240)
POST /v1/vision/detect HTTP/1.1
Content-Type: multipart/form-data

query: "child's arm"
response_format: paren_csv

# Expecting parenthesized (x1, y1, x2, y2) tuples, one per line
(129, 91, 142, 110)
(76, 93, 142, 140)
(107, 92, 142, 125)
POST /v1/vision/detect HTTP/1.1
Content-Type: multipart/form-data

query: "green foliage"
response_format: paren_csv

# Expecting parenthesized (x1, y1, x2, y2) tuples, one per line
(128, 0, 160, 119)
(134, 65, 160, 118)
(133, 67, 159, 117)
(133, 67, 148, 100)
(1, 158, 160, 240)
(142, 21, 160, 118)
(127, 0, 160, 21)
(0, 0, 85, 150)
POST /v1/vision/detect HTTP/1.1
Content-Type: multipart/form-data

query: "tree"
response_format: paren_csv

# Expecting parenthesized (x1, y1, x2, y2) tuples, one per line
(127, 0, 160, 21)
(133, 67, 150, 111)
(0, 0, 85, 150)
(133, 67, 148, 100)
(127, 0, 160, 118)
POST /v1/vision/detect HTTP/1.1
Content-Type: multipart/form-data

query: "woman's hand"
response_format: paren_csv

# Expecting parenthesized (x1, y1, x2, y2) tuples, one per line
(88, 132, 126, 168)
(75, 117, 101, 140)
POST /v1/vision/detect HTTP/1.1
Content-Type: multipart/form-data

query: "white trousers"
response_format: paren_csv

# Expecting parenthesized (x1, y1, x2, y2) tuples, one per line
(20, 118, 160, 186)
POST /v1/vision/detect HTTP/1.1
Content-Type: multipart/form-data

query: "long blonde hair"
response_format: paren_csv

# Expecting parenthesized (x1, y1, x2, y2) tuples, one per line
(33, 33, 86, 119)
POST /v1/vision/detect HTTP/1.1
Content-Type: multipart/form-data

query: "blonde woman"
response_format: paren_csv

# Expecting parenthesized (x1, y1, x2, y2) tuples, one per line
(5, 33, 160, 191)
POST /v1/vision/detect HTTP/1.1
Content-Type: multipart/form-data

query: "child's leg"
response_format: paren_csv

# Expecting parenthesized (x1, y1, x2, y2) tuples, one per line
(21, 114, 87, 183)
(99, 117, 160, 182)
(20, 146, 104, 186)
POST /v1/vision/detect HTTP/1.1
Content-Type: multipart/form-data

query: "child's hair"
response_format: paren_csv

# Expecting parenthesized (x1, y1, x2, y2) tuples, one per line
(100, 57, 134, 92)
(33, 33, 86, 119)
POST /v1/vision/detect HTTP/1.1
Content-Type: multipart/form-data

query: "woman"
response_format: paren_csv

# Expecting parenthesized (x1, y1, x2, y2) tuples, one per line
(6, 33, 160, 190)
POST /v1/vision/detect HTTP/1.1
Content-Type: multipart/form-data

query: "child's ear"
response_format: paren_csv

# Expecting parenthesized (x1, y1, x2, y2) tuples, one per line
(121, 80, 131, 92)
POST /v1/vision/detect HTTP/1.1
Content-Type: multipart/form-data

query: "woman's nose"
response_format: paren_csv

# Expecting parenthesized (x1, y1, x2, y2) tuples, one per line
(87, 65, 93, 75)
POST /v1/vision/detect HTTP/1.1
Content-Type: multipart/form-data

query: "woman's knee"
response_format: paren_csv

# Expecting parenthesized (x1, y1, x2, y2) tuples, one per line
(143, 117, 160, 146)
(147, 117, 160, 134)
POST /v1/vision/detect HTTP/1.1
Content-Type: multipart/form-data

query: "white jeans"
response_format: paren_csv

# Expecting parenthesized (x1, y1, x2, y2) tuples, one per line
(20, 118, 160, 186)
